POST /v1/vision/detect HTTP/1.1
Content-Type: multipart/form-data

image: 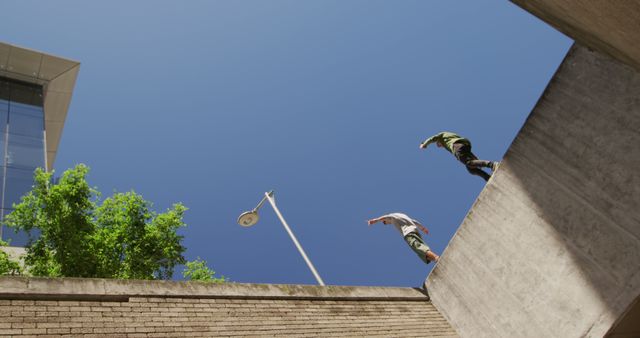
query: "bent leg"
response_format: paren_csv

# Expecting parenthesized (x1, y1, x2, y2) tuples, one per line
(453, 143, 493, 181)
(467, 159, 493, 169)
(404, 233, 435, 265)
(453, 142, 495, 171)
(463, 151, 494, 171)
(466, 166, 491, 182)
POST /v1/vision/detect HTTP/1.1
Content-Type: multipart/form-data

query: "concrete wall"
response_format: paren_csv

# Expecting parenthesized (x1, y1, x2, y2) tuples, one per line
(0, 277, 456, 337)
(509, 0, 640, 71)
(1, 246, 26, 262)
(426, 43, 640, 338)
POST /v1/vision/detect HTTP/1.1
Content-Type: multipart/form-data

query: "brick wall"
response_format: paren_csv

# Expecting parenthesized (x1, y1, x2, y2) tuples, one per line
(0, 277, 456, 337)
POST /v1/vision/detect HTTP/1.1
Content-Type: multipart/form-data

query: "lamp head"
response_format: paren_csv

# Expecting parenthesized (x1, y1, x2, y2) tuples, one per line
(238, 210, 259, 227)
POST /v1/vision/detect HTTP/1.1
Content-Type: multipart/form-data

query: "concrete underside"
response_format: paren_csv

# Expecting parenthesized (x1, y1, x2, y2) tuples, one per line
(509, 0, 640, 71)
(0, 277, 457, 337)
(426, 43, 640, 338)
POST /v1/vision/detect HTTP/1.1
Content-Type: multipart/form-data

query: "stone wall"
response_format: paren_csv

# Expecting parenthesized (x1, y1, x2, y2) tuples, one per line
(0, 277, 456, 337)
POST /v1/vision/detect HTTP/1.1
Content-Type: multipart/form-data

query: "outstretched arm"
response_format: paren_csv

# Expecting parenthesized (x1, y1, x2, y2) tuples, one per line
(367, 214, 391, 226)
(419, 132, 444, 149)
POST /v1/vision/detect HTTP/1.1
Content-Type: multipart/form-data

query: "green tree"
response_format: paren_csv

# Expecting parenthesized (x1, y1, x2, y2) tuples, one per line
(3, 164, 190, 280)
(182, 257, 226, 283)
(0, 240, 22, 276)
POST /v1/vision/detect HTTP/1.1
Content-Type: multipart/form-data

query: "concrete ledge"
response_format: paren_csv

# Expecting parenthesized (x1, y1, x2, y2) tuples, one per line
(0, 277, 429, 302)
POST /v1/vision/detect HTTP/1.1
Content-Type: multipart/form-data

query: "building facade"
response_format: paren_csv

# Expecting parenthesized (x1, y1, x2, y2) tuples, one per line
(0, 43, 79, 244)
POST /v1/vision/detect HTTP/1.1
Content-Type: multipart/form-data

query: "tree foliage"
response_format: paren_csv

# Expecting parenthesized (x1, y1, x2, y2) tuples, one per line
(0, 240, 22, 276)
(182, 257, 226, 283)
(3, 164, 188, 280)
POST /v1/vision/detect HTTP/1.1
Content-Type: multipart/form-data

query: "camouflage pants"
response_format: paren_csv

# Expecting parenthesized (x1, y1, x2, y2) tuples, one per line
(404, 233, 432, 265)
(452, 142, 493, 181)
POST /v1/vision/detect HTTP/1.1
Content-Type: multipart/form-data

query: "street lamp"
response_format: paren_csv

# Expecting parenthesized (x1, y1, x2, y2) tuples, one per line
(237, 190, 325, 286)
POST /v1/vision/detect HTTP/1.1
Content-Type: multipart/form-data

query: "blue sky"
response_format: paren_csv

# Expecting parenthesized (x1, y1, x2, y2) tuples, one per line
(2, 1, 571, 287)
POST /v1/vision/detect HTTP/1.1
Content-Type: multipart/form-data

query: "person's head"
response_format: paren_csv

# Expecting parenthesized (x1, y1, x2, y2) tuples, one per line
(436, 141, 444, 148)
(382, 219, 389, 224)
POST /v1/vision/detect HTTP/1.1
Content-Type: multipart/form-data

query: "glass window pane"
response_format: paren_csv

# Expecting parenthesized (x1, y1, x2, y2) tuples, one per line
(0, 99, 8, 113)
(0, 177, 4, 212)
(9, 86, 43, 107)
(0, 77, 43, 106)
(3, 167, 35, 210)
(9, 111, 43, 139)
(0, 109, 7, 135)
(0, 135, 5, 164)
(6, 134, 44, 169)
(1, 207, 34, 247)
(9, 102, 43, 117)
(0, 80, 10, 101)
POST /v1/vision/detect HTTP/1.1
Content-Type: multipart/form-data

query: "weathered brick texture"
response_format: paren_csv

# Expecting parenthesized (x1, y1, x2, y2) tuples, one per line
(0, 277, 456, 337)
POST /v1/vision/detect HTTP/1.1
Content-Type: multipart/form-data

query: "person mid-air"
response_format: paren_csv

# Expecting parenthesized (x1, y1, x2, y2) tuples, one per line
(420, 131, 499, 182)
(367, 212, 439, 265)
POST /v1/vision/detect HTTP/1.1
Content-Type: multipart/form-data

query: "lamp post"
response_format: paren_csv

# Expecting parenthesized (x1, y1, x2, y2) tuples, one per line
(237, 190, 325, 286)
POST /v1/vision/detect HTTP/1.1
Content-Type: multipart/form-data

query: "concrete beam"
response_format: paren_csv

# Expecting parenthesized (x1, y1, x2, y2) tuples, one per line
(426, 43, 640, 338)
(510, 0, 640, 71)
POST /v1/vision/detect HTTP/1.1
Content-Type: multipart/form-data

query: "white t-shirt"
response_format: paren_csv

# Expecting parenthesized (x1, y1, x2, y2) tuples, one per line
(381, 213, 422, 237)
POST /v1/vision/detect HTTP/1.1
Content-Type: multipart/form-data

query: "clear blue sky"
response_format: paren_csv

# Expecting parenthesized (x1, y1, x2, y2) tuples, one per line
(2, 1, 571, 287)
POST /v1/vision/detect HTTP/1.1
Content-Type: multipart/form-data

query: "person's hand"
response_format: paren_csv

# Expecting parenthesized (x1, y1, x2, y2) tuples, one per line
(419, 143, 427, 149)
(418, 224, 429, 234)
(367, 219, 376, 226)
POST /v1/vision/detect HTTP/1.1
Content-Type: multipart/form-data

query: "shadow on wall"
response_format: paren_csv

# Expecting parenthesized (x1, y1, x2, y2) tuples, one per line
(426, 43, 640, 338)
(607, 294, 640, 337)
(505, 43, 640, 333)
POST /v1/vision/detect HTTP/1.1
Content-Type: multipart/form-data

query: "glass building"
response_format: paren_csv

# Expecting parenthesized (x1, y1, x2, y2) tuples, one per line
(0, 42, 79, 245)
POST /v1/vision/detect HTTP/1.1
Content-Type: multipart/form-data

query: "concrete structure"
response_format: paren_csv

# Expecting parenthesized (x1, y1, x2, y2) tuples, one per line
(3, 3, 640, 337)
(0, 277, 457, 337)
(0, 42, 79, 171)
(509, 1, 640, 72)
(426, 21, 640, 338)
(0, 43, 79, 242)
(0, 245, 25, 267)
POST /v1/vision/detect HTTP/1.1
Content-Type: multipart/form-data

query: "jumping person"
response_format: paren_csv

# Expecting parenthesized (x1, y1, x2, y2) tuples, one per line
(367, 213, 439, 265)
(419, 131, 499, 182)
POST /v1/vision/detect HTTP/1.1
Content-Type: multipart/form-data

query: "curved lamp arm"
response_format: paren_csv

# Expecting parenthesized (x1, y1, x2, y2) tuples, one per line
(237, 190, 325, 286)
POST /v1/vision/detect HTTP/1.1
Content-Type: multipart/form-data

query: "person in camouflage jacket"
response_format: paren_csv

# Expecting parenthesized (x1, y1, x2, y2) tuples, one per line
(420, 131, 499, 182)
